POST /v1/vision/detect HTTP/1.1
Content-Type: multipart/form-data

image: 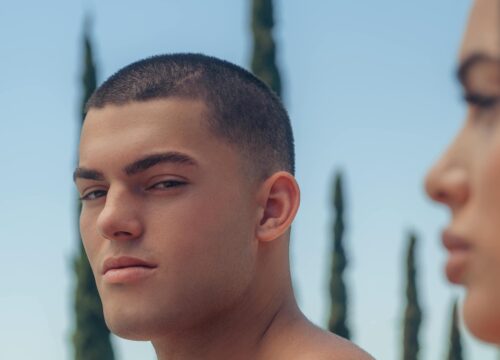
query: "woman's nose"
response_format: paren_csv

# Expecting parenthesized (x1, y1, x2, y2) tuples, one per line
(425, 159, 469, 212)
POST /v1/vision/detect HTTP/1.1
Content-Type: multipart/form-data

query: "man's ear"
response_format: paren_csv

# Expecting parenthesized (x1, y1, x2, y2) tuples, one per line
(255, 171, 300, 242)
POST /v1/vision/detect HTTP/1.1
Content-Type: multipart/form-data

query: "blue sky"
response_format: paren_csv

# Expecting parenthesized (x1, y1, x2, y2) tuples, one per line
(3, 0, 498, 359)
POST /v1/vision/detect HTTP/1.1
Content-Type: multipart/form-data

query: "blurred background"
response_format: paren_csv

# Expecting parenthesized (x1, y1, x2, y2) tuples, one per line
(2, 0, 496, 359)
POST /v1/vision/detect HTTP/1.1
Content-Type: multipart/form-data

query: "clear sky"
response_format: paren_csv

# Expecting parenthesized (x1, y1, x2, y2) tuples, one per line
(2, 0, 497, 359)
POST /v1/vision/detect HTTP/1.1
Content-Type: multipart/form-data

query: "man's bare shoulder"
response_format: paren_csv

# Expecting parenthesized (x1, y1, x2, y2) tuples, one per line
(264, 318, 375, 360)
(293, 322, 374, 360)
(300, 327, 375, 360)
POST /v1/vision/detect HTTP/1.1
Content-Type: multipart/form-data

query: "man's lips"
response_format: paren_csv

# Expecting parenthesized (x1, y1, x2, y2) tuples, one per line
(102, 256, 157, 284)
(442, 230, 472, 284)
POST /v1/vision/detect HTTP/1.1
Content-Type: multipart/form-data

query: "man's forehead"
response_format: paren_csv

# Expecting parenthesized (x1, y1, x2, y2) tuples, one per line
(80, 98, 211, 147)
(459, 0, 500, 61)
(77, 97, 242, 175)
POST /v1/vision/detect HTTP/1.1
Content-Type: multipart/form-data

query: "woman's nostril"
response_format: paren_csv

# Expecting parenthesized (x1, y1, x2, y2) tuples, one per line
(435, 190, 448, 203)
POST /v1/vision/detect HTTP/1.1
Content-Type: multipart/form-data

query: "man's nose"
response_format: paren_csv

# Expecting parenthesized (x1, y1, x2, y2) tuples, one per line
(96, 188, 144, 241)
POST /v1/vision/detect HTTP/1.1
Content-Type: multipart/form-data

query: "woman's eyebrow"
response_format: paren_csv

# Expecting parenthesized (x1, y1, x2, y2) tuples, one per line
(457, 53, 500, 86)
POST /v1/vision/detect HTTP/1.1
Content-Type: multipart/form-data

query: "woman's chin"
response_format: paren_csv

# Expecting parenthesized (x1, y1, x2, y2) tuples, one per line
(463, 291, 500, 344)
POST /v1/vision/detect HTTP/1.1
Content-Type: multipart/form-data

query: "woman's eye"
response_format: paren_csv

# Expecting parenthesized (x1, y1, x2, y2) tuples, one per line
(464, 93, 500, 123)
(150, 180, 186, 190)
(464, 93, 500, 109)
(80, 190, 107, 201)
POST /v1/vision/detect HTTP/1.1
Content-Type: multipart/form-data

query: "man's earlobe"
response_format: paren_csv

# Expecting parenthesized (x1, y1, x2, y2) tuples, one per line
(256, 171, 300, 242)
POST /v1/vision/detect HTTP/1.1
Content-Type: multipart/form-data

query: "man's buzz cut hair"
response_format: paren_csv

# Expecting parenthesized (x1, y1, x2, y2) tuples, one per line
(86, 53, 295, 178)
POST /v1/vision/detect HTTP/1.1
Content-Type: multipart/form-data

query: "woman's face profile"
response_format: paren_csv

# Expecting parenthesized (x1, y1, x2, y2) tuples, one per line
(425, 0, 500, 343)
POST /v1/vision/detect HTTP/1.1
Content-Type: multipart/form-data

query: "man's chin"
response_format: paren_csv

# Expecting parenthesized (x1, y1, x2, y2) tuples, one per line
(106, 319, 155, 341)
(103, 309, 160, 341)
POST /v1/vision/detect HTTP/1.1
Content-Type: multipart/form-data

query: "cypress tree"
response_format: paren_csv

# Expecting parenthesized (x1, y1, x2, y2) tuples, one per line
(447, 300, 464, 360)
(250, 0, 282, 97)
(79, 18, 97, 122)
(402, 232, 422, 360)
(327, 172, 351, 339)
(72, 19, 115, 360)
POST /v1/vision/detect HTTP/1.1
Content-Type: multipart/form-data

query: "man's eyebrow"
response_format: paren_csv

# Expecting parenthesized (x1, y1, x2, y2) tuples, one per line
(124, 151, 198, 176)
(73, 168, 105, 182)
(457, 53, 499, 86)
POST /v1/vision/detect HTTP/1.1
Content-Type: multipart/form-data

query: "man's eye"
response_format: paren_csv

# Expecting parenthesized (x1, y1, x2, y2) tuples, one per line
(149, 180, 186, 190)
(80, 190, 107, 201)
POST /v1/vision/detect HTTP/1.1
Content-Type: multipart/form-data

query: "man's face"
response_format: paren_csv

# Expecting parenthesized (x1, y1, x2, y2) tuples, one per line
(76, 98, 259, 340)
(425, 0, 500, 342)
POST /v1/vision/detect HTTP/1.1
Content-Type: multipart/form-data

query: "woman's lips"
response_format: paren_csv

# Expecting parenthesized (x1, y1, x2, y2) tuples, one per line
(102, 256, 157, 284)
(442, 230, 472, 284)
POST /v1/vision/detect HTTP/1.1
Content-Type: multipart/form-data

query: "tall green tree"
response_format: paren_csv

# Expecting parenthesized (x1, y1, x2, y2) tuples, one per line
(402, 232, 422, 360)
(447, 300, 464, 360)
(327, 172, 351, 339)
(250, 0, 282, 96)
(72, 19, 115, 360)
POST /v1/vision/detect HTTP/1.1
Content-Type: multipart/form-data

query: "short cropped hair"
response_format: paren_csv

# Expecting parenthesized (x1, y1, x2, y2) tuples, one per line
(86, 53, 295, 178)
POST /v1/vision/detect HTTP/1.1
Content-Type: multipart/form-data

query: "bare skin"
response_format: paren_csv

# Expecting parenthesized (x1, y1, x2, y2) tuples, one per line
(425, 0, 500, 344)
(76, 98, 373, 359)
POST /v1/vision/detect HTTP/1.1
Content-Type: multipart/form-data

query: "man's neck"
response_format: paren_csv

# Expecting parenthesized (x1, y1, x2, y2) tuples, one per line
(152, 277, 302, 360)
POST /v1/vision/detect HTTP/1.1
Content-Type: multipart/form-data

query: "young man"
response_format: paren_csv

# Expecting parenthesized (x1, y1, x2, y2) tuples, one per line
(74, 54, 373, 359)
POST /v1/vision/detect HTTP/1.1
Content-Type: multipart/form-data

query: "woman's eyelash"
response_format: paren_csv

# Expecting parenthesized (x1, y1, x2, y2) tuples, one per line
(464, 93, 500, 108)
